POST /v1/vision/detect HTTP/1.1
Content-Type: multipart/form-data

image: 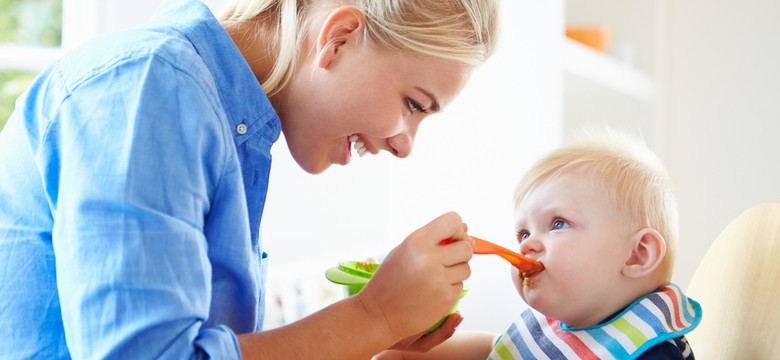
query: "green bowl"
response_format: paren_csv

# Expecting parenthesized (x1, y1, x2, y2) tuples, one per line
(427, 288, 468, 332)
(324, 260, 376, 295)
(325, 260, 468, 332)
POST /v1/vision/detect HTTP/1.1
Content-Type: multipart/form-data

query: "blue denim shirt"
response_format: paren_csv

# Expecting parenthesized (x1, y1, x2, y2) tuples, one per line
(0, 0, 280, 358)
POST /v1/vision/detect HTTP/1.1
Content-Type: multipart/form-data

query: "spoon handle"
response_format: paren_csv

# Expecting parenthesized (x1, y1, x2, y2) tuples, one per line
(469, 235, 544, 273)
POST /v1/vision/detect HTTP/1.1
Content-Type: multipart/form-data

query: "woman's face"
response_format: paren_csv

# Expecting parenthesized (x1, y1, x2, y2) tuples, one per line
(279, 38, 472, 174)
(512, 174, 635, 328)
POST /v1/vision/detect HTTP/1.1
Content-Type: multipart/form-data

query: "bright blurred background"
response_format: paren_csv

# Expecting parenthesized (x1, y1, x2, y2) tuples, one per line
(0, 0, 60, 129)
(2, 0, 779, 334)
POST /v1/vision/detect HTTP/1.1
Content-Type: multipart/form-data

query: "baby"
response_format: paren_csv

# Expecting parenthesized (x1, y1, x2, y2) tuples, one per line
(376, 129, 702, 359)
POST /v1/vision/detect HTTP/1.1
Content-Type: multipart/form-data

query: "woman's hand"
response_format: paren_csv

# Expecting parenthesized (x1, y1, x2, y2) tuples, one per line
(355, 212, 474, 343)
(386, 312, 463, 353)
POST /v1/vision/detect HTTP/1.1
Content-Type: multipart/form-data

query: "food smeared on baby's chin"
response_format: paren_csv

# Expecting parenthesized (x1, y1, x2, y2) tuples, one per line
(519, 270, 539, 287)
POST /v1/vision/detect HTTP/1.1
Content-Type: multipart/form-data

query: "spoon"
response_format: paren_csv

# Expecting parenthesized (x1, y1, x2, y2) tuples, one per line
(469, 235, 544, 274)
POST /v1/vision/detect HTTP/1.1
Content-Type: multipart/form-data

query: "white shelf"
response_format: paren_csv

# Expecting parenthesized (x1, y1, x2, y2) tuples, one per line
(562, 38, 655, 101)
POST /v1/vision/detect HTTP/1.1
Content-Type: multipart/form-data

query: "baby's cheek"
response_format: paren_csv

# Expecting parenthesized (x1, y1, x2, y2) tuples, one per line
(510, 267, 523, 294)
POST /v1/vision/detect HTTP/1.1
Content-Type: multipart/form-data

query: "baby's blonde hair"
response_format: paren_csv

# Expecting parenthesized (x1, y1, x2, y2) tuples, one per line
(221, 0, 499, 95)
(514, 129, 679, 282)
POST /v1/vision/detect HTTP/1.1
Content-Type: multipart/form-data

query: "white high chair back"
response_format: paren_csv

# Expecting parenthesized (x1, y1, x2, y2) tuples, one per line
(686, 203, 780, 359)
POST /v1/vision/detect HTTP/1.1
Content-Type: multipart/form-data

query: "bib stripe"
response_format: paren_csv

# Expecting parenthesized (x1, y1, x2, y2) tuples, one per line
(622, 310, 658, 342)
(574, 330, 612, 358)
(647, 294, 673, 329)
(612, 317, 647, 348)
(548, 317, 599, 359)
(660, 287, 685, 329)
(590, 327, 631, 358)
(523, 311, 566, 359)
(534, 311, 579, 359)
(508, 321, 541, 359)
(631, 303, 666, 335)
(493, 337, 516, 360)
(532, 311, 579, 359)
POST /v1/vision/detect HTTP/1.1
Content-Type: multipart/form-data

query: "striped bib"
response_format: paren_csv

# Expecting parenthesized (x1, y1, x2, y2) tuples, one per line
(488, 284, 701, 360)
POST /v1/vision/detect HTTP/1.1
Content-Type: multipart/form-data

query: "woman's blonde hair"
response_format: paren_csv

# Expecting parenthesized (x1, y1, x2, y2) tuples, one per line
(513, 129, 679, 282)
(221, 0, 499, 95)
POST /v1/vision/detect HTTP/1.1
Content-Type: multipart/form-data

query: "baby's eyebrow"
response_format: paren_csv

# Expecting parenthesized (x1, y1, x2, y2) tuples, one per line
(415, 86, 440, 113)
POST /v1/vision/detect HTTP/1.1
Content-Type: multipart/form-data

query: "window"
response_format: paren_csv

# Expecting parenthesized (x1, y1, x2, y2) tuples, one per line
(0, 0, 62, 131)
(0, 0, 226, 132)
(0, 70, 36, 128)
(0, 0, 62, 47)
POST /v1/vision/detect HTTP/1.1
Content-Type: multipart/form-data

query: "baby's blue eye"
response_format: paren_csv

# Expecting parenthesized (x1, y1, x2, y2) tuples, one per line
(516, 230, 530, 242)
(552, 219, 566, 230)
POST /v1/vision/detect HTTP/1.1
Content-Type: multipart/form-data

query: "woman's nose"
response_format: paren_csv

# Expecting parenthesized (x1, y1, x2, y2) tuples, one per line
(387, 127, 417, 159)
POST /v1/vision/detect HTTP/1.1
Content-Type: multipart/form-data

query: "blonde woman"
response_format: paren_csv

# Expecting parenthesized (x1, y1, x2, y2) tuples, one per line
(0, 0, 499, 358)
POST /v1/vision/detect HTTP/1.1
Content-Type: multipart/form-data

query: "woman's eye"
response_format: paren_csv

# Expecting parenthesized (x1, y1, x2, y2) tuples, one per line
(552, 219, 567, 230)
(406, 98, 428, 114)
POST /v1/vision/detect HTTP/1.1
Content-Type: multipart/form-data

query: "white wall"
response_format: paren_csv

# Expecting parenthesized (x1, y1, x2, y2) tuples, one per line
(664, 0, 780, 289)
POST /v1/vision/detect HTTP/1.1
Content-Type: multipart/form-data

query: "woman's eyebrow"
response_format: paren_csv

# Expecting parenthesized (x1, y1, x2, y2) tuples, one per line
(415, 87, 441, 113)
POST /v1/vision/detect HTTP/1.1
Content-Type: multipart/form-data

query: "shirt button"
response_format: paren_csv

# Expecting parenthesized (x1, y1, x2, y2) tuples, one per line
(236, 123, 248, 135)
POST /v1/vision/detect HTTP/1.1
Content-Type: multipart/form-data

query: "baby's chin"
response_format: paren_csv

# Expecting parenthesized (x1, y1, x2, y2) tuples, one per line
(517, 286, 542, 309)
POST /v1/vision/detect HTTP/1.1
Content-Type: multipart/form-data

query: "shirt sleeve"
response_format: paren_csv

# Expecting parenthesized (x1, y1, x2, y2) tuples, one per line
(43, 51, 240, 359)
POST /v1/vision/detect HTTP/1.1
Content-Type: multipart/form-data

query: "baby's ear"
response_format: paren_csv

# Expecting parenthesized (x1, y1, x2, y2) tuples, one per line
(622, 228, 666, 278)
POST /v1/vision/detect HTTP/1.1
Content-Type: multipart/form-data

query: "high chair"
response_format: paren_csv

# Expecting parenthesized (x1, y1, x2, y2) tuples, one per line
(686, 203, 780, 358)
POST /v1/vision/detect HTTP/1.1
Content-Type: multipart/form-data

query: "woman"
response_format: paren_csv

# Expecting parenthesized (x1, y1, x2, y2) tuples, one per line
(0, 0, 499, 358)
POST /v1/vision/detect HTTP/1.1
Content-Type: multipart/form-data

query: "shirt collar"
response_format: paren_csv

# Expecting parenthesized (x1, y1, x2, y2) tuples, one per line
(149, 0, 281, 147)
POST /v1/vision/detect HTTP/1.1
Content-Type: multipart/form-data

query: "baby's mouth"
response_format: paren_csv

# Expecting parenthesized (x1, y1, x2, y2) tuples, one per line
(520, 267, 543, 287)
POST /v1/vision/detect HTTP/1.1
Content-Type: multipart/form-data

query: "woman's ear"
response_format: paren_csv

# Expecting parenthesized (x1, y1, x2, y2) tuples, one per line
(315, 6, 365, 68)
(622, 228, 666, 278)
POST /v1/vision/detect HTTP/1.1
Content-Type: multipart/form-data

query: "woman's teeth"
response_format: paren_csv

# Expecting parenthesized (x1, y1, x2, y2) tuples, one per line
(349, 135, 368, 157)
